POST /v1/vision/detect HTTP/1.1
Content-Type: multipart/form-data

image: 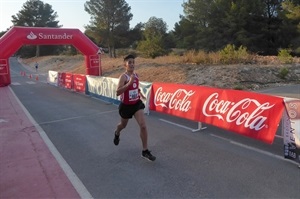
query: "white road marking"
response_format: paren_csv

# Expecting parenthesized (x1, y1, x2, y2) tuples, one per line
(159, 118, 196, 131)
(210, 134, 232, 142)
(11, 82, 21, 85)
(210, 133, 298, 166)
(26, 81, 36, 84)
(38, 110, 117, 125)
(9, 87, 93, 199)
(0, 119, 8, 123)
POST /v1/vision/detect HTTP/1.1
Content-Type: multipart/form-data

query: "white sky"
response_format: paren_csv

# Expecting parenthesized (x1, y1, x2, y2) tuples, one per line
(0, 0, 185, 32)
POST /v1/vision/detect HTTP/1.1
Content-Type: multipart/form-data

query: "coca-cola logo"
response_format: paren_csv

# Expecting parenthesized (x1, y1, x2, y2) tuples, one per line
(154, 87, 195, 112)
(203, 93, 275, 131)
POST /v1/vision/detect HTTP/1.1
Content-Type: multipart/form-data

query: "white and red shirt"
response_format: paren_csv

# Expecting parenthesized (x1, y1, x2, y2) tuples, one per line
(120, 73, 140, 105)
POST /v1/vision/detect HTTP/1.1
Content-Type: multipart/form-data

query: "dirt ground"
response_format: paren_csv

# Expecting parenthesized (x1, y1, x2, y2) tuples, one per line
(20, 54, 300, 91)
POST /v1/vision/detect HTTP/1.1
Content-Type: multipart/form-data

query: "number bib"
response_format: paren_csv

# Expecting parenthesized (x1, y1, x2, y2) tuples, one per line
(129, 89, 139, 101)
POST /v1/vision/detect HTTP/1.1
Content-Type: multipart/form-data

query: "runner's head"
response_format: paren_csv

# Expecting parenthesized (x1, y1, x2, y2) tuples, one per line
(124, 54, 135, 61)
(124, 54, 135, 71)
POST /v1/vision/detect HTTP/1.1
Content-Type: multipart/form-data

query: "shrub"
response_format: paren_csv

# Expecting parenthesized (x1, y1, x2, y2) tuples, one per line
(278, 49, 293, 64)
(137, 36, 167, 58)
(278, 67, 289, 79)
(219, 44, 250, 64)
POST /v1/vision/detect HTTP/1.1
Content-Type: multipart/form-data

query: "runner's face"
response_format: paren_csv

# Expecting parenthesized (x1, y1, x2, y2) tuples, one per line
(125, 58, 135, 71)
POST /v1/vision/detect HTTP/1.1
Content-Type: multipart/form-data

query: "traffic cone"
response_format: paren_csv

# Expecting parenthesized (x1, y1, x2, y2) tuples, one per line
(29, 74, 32, 79)
(23, 72, 26, 77)
(35, 75, 39, 81)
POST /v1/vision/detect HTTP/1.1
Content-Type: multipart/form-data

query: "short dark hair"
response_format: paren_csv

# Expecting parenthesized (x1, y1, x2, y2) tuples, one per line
(123, 54, 135, 61)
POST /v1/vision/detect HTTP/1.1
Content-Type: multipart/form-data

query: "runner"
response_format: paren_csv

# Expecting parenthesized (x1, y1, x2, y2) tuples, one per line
(113, 54, 156, 161)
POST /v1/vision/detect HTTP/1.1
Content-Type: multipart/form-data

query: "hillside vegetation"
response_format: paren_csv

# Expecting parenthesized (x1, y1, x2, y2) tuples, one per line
(21, 53, 300, 91)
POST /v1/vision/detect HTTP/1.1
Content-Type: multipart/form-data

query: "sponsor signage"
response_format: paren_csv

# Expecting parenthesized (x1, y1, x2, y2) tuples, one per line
(86, 76, 152, 114)
(47, 70, 58, 86)
(73, 74, 86, 93)
(58, 73, 66, 87)
(149, 83, 284, 144)
(58, 72, 73, 90)
(65, 73, 73, 89)
(283, 98, 300, 164)
(86, 76, 119, 104)
(90, 55, 99, 68)
(0, 59, 8, 75)
(27, 31, 73, 40)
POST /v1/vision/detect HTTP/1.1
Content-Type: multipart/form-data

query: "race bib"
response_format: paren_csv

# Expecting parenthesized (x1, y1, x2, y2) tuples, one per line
(129, 89, 139, 101)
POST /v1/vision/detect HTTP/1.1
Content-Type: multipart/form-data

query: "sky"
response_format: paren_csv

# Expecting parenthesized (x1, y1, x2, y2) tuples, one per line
(0, 0, 185, 33)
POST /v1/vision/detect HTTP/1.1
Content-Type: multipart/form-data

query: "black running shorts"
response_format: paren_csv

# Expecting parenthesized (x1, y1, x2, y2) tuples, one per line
(118, 100, 145, 119)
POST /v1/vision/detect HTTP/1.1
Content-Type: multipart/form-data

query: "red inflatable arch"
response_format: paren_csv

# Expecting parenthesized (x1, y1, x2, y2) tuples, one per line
(0, 26, 102, 87)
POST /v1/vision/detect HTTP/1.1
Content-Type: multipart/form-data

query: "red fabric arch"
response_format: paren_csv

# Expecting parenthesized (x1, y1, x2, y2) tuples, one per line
(0, 26, 101, 87)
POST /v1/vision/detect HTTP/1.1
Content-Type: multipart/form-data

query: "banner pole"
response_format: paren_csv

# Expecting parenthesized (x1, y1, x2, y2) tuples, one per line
(192, 122, 207, 133)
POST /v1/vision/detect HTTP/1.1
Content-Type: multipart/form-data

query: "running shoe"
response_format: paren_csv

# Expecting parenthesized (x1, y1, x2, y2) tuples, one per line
(142, 149, 156, 161)
(113, 132, 120, 145)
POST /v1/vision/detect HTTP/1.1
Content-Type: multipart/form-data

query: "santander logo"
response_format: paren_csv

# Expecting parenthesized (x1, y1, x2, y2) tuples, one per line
(202, 93, 275, 131)
(26, 31, 73, 40)
(27, 31, 37, 40)
(154, 87, 195, 112)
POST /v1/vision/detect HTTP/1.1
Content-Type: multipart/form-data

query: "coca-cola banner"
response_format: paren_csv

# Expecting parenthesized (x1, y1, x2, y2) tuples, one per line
(73, 74, 86, 93)
(150, 83, 284, 144)
(283, 98, 300, 163)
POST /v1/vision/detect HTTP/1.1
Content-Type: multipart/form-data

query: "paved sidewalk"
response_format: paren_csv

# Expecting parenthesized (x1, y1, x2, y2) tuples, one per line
(0, 86, 80, 199)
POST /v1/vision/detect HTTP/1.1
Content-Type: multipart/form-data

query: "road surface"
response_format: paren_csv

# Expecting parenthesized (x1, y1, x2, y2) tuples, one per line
(6, 57, 300, 198)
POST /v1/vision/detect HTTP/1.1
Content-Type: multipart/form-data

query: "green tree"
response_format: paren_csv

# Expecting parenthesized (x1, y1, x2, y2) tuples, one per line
(182, 0, 267, 52)
(0, 31, 6, 38)
(173, 16, 198, 49)
(283, 0, 300, 20)
(11, 0, 60, 57)
(12, 0, 59, 27)
(137, 17, 168, 58)
(84, 0, 132, 57)
(282, 0, 300, 54)
(125, 23, 144, 48)
(178, 0, 300, 55)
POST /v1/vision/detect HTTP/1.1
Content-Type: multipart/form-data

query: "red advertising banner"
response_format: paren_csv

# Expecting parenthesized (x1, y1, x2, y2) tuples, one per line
(0, 59, 8, 75)
(149, 83, 284, 144)
(65, 72, 73, 89)
(57, 72, 73, 89)
(89, 55, 100, 68)
(57, 72, 65, 87)
(73, 74, 86, 93)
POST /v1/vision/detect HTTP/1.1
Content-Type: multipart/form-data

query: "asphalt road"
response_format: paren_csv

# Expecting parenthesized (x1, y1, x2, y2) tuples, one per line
(9, 57, 300, 198)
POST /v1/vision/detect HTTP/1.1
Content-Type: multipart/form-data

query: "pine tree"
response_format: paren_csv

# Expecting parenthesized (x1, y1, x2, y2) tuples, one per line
(11, 0, 59, 28)
(11, 0, 60, 57)
(176, 0, 300, 55)
(84, 0, 132, 57)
